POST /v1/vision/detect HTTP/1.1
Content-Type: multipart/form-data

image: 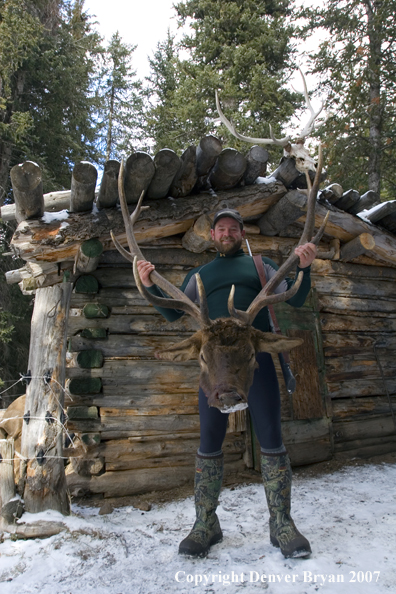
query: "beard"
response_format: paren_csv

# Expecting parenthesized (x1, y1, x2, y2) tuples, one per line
(214, 236, 242, 255)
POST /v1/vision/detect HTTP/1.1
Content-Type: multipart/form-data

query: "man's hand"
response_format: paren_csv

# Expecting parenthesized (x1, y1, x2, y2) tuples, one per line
(137, 260, 155, 287)
(294, 242, 317, 268)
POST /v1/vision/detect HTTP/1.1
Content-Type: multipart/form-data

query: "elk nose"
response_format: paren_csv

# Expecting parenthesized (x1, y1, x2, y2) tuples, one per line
(218, 391, 243, 406)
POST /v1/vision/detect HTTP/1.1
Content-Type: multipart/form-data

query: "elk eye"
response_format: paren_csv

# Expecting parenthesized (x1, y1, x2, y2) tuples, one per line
(200, 353, 206, 364)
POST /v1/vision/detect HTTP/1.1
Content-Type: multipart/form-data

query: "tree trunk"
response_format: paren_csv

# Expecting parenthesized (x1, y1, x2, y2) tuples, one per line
(20, 282, 72, 515)
(365, 0, 382, 198)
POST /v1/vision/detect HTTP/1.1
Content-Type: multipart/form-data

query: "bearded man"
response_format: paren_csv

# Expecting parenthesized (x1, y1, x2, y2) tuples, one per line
(137, 208, 316, 559)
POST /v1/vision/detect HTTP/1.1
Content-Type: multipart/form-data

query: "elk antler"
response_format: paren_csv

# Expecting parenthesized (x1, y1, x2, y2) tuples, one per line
(229, 143, 329, 325)
(110, 160, 211, 327)
(216, 69, 323, 148)
(215, 90, 292, 148)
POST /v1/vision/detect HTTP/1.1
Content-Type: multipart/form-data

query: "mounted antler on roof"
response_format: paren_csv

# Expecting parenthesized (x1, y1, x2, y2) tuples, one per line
(215, 69, 323, 176)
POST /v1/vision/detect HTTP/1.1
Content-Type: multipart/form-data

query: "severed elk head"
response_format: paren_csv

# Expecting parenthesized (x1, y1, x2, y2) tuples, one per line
(215, 68, 323, 176)
(111, 151, 328, 413)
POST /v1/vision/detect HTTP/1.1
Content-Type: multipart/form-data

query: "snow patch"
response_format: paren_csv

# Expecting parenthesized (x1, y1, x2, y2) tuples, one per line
(41, 210, 69, 224)
(0, 463, 395, 593)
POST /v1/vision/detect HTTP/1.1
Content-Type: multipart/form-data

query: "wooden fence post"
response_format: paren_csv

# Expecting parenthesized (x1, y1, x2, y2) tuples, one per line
(20, 282, 72, 515)
(0, 439, 15, 529)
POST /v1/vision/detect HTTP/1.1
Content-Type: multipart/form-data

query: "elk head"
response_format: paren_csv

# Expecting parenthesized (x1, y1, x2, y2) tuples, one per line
(111, 147, 328, 413)
(215, 68, 323, 176)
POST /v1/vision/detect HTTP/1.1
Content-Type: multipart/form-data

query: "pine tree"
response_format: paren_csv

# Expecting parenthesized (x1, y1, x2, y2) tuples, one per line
(0, 0, 102, 201)
(144, 30, 183, 152)
(298, 0, 396, 198)
(96, 32, 144, 161)
(160, 0, 300, 158)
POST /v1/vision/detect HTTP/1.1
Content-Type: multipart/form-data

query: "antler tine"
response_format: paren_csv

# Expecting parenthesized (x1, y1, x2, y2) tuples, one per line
(246, 271, 304, 324)
(132, 257, 203, 324)
(299, 142, 324, 246)
(228, 285, 250, 324)
(196, 273, 212, 327)
(215, 90, 291, 148)
(113, 160, 209, 321)
(296, 68, 324, 141)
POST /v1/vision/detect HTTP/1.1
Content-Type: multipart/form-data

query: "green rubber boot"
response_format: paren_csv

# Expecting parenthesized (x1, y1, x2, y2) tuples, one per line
(261, 453, 311, 559)
(178, 453, 223, 557)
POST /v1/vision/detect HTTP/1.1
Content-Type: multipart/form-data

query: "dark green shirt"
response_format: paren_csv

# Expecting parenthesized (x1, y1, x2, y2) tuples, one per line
(148, 248, 311, 332)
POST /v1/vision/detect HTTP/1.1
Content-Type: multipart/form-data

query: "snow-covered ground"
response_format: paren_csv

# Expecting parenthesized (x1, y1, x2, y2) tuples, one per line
(0, 462, 395, 594)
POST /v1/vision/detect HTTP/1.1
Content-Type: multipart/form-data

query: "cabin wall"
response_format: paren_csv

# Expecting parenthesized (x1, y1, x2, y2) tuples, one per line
(311, 260, 396, 459)
(64, 244, 396, 500)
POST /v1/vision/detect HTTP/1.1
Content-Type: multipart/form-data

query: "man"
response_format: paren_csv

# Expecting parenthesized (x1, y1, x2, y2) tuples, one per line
(137, 208, 316, 559)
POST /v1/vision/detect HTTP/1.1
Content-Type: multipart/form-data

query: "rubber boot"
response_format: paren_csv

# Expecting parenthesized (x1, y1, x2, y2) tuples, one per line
(178, 453, 223, 557)
(261, 452, 311, 559)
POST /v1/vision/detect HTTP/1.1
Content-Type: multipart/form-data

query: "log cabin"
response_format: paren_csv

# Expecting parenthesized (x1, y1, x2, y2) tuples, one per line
(2, 140, 396, 511)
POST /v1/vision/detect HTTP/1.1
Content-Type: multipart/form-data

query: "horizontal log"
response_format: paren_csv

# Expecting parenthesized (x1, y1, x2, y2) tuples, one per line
(319, 183, 343, 204)
(325, 354, 396, 382)
(281, 418, 331, 444)
(65, 391, 198, 410)
(348, 190, 380, 215)
(67, 459, 248, 498)
(69, 333, 189, 358)
(327, 378, 396, 399)
(104, 451, 243, 472)
(311, 275, 396, 299)
(317, 295, 396, 314)
(340, 233, 375, 261)
(287, 437, 332, 466)
(311, 259, 396, 280)
(10, 180, 286, 263)
(319, 313, 396, 333)
(68, 312, 197, 335)
(333, 189, 360, 211)
(306, 201, 396, 268)
(322, 332, 396, 356)
(258, 189, 307, 236)
(1, 190, 74, 222)
(331, 396, 396, 420)
(333, 415, 396, 443)
(363, 201, 396, 224)
(66, 359, 200, 384)
(68, 413, 201, 437)
(333, 435, 396, 458)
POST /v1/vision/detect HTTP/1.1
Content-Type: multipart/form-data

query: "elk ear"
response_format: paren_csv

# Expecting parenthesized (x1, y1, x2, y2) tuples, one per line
(251, 329, 303, 354)
(155, 331, 203, 362)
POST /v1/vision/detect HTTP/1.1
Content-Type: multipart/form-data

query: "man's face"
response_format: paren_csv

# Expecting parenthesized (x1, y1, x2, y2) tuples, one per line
(211, 217, 245, 255)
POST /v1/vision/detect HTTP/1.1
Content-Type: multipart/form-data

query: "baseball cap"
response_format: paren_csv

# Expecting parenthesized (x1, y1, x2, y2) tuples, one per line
(212, 209, 244, 229)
